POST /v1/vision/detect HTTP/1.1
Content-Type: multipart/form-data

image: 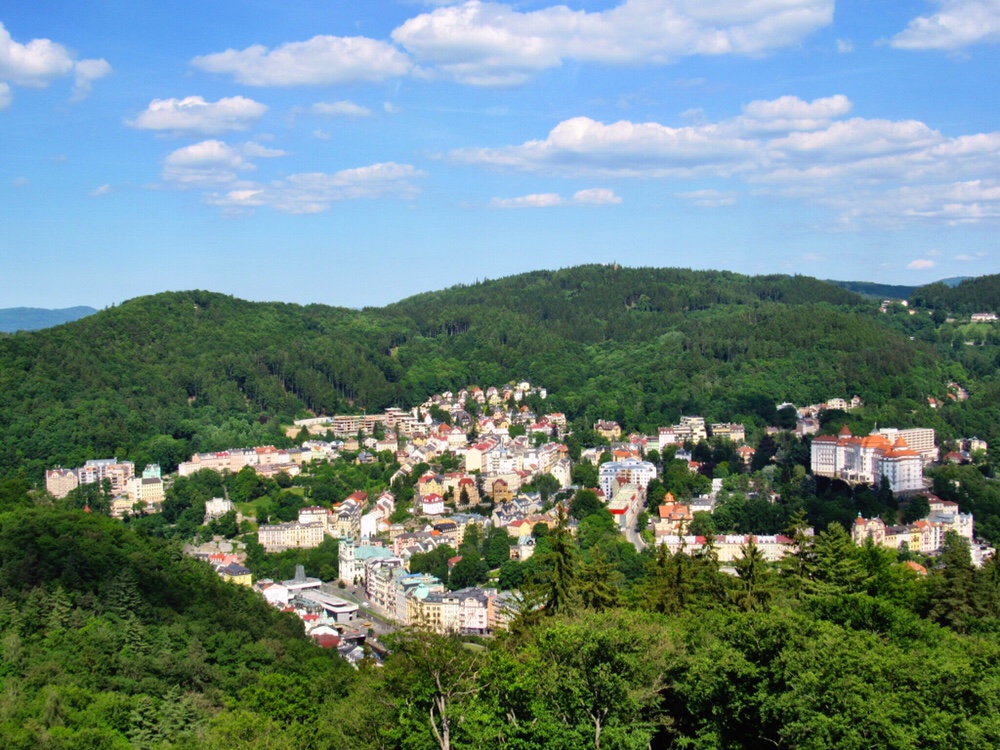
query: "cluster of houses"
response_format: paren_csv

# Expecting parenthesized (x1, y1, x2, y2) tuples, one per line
(649, 490, 809, 562)
(257, 491, 397, 552)
(852, 495, 995, 567)
(339, 534, 506, 634)
(45, 458, 166, 517)
(176, 443, 341, 479)
(252, 566, 377, 664)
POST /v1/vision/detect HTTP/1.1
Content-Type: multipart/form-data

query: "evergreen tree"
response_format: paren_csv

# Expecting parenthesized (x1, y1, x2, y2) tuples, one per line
(579, 550, 621, 612)
(929, 531, 976, 632)
(730, 539, 772, 612)
(810, 522, 867, 595)
(540, 508, 578, 616)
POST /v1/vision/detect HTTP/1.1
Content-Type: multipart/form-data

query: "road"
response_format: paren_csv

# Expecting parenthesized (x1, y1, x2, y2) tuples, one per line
(321, 582, 396, 637)
(624, 510, 647, 552)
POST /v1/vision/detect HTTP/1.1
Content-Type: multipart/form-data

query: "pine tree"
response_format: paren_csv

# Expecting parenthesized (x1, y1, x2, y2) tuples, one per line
(541, 507, 579, 616)
(810, 522, 867, 595)
(45, 584, 72, 635)
(930, 531, 976, 632)
(579, 550, 621, 612)
(730, 539, 772, 612)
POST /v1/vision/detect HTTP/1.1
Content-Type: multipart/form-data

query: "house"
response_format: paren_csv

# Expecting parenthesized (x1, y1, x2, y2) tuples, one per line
(491, 478, 514, 503)
(339, 538, 395, 585)
(598, 457, 657, 500)
(217, 562, 253, 587)
(45, 468, 79, 499)
(258, 521, 326, 552)
(594, 420, 622, 442)
(204, 497, 235, 522)
(422, 493, 446, 516)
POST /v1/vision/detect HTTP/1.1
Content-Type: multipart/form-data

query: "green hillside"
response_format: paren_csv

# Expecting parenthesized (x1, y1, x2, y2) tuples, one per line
(0, 266, 998, 480)
(0, 505, 353, 749)
(828, 280, 917, 299)
(911, 274, 1000, 314)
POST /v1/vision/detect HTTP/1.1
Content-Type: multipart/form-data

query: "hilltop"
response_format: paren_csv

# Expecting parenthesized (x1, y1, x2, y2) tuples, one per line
(0, 265, 997, 480)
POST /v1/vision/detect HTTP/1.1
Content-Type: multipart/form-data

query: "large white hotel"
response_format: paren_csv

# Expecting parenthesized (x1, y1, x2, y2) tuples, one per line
(810, 426, 928, 493)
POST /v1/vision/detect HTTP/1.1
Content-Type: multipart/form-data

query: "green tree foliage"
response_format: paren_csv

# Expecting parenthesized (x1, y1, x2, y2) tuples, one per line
(569, 488, 603, 520)
(0, 507, 353, 748)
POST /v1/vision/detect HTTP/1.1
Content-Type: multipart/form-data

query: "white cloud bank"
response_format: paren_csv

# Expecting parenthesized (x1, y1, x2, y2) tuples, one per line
(191, 36, 411, 85)
(128, 96, 268, 135)
(161, 139, 423, 213)
(311, 100, 373, 117)
(451, 94, 1000, 227)
(189, 1, 833, 89)
(205, 163, 424, 214)
(891, 0, 1000, 50)
(490, 187, 622, 208)
(0, 22, 110, 104)
(393, 0, 834, 85)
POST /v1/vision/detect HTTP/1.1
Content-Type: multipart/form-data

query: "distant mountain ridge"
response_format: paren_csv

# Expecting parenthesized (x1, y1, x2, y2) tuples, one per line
(0, 306, 97, 332)
(828, 276, 972, 300)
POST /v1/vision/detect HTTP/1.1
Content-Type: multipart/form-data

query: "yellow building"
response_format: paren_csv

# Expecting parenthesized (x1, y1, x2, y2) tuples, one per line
(218, 563, 253, 587)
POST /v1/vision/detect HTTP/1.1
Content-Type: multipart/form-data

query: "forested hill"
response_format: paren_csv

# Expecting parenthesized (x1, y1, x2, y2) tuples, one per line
(386, 266, 866, 344)
(0, 266, 994, 480)
(911, 274, 1000, 314)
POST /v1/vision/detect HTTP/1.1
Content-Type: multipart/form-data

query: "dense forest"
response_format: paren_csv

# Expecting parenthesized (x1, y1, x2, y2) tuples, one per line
(3, 266, 998, 482)
(5, 498, 1000, 748)
(910, 273, 1000, 315)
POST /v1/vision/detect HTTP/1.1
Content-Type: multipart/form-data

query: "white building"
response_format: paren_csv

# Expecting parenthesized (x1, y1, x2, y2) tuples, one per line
(598, 457, 657, 501)
(811, 426, 924, 493)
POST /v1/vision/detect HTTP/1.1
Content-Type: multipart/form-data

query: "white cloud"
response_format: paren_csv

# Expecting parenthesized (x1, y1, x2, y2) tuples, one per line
(907, 259, 936, 269)
(205, 162, 424, 214)
(89, 184, 111, 197)
(0, 22, 74, 85)
(11, 176, 28, 188)
(191, 36, 411, 86)
(491, 193, 564, 208)
(0, 82, 10, 109)
(954, 253, 976, 260)
(491, 188, 622, 208)
(452, 94, 1000, 228)
(676, 189, 737, 207)
(891, 0, 1000, 50)
(311, 100, 372, 117)
(836, 38, 854, 53)
(128, 96, 268, 135)
(384, 101, 402, 114)
(242, 141, 287, 158)
(452, 116, 760, 177)
(0, 22, 110, 101)
(925, 248, 942, 256)
(313, 129, 332, 140)
(393, 0, 834, 86)
(71, 58, 111, 101)
(738, 94, 852, 133)
(162, 140, 253, 187)
(572, 187, 622, 205)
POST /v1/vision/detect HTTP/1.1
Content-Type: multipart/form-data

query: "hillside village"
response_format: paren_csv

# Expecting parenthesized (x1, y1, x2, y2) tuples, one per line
(42, 379, 996, 651)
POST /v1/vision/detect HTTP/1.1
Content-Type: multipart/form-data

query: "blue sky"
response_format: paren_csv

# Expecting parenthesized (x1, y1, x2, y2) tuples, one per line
(2, 0, 998, 309)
